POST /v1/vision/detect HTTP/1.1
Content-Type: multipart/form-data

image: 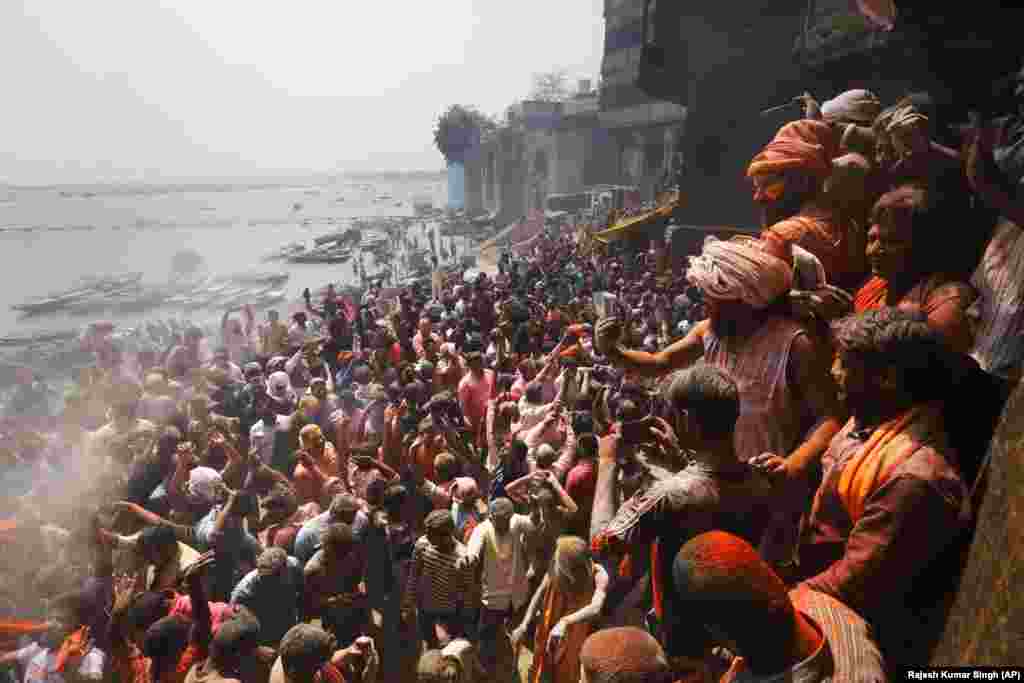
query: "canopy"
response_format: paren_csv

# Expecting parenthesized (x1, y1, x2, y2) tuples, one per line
(593, 197, 678, 244)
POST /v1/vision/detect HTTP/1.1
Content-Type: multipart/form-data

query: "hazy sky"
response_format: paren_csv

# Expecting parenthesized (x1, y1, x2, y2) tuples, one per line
(1, 1, 605, 184)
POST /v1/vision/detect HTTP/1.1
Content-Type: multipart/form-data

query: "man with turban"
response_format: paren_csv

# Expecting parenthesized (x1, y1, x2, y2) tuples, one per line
(596, 236, 845, 567)
(819, 89, 882, 126)
(747, 120, 864, 289)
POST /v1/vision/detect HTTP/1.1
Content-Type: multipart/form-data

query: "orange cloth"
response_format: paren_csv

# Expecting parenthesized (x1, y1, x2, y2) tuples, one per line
(559, 343, 581, 359)
(0, 519, 19, 544)
(650, 540, 664, 621)
(293, 442, 339, 505)
(747, 120, 837, 180)
(0, 620, 49, 637)
(54, 626, 91, 673)
(532, 564, 597, 683)
(762, 212, 848, 286)
(854, 275, 889, 311)
(837, 406, 924, 523)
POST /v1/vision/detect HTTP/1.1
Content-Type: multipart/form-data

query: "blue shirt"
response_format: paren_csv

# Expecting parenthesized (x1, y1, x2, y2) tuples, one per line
(194, 506, 263, 601)
(230, 557, 303, 646)
(293, 510, 369, 566)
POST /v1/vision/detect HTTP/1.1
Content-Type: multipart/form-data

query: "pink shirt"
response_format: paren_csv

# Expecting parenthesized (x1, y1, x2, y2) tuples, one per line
(458, 370, 494, 441)
(169, 595, 236, 632)
(413, 331, 442, 357)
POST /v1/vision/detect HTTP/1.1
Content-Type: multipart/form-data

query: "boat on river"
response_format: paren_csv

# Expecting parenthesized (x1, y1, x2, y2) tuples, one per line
(288, 243, 353, 264)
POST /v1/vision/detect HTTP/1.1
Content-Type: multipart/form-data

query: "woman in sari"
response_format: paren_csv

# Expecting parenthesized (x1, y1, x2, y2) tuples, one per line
(511, 536, 608, 683)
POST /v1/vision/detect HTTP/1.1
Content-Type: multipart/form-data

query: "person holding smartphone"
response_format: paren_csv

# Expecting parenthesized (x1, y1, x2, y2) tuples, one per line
(590, 365, 776, 663)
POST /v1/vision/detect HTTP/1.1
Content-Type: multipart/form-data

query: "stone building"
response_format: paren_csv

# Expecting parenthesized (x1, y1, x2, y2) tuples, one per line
(622, 0, 1024, 229)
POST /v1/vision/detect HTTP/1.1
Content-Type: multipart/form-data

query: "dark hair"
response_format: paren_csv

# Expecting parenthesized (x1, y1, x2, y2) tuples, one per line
(576, 433, 599, 459)
(572, 412, 594, 435)
(382, 484, 408, 515)
(210, 614, 261, 666)
(279, 624, 334, 679)
(832, 307, 952, 402)
(322, 523, 355, 557)
(138, 525, 177, 558)
(125, 591, 172, 632)
(143, 615, 192, 678)
(366, 478, 389, 507)
(262, 484, 298, 519)
(870, 184, 940, 272)
(233, 491, 258, 518)
(507, 439, 528, 463)
(664, 366, 740, 441)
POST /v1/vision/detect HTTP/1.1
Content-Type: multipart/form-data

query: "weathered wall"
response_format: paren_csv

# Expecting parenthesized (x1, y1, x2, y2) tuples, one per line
(931, 381, 1024, 665)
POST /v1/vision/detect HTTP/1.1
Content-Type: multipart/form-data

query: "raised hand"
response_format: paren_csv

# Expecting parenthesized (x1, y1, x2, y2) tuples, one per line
(649, 416, 681, 457)
(594, 317, 623, 357)
(112, 574, 139, 612)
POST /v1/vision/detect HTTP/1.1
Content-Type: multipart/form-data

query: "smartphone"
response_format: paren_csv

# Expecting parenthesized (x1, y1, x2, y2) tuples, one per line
(593, 291, 618, 319)
(619, 414, 654, 444)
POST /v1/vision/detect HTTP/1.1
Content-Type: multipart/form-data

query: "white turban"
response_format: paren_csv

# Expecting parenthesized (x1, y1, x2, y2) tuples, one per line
(187, 467, 223, 505)
(821, 89, 882, 125)
(686, 237, 793, 309)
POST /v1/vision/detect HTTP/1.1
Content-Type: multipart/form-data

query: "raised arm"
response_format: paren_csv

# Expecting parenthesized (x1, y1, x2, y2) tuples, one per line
(545, 471, 578, 516)
(595, 318, 708, 379)
(750, 332, 847, 484)
(110, 501, 194, 544)
(504, 472, 535, 503)
(550, 420, 577, 481)
(966, 122, 1024, 227)
(589, 435, 621, 542)
(523, 412, 559, 449)
(285, 348, 304, 376)
(185, 553, 216, 657)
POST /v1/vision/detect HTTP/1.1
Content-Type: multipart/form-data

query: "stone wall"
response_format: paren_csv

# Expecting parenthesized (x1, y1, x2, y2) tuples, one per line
(931, 381, 1024, 665)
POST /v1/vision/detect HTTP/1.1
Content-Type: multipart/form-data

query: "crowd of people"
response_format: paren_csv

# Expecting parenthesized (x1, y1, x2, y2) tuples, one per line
(4, 74, 1024, 683)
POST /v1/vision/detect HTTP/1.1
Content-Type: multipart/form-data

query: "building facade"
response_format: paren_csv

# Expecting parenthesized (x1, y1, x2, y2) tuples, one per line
(623, 0, 1024, 229)
(600, 0, 686, 203)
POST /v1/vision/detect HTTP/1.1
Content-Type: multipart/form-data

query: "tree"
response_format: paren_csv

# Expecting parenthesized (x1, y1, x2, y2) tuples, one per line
(529, 68, 572, 102)
(433, 105, 498, 165)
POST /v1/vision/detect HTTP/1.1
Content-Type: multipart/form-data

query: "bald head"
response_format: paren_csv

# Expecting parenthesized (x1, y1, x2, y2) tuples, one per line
(580, 627, 669, 683)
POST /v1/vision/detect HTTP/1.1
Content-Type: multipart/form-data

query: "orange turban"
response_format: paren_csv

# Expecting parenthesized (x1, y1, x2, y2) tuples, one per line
(747, 119, 837, 179)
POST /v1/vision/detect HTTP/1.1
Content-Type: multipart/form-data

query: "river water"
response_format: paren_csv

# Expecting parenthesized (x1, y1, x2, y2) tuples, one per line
(0, 178, 451, 338)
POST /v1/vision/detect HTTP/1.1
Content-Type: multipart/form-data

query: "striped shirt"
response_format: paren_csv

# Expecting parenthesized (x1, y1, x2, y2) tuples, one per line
(727, 587, 886, 683)
(403, 536, 471, 614)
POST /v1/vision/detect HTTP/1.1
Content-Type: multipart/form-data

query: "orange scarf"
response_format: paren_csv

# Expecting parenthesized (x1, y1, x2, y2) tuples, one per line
(53, 626, 91, 673)
(0, 620, 50, 638)
(836, 406, 925, 523)
(854, 275, 888, 312)
(0, 519, 19, 544)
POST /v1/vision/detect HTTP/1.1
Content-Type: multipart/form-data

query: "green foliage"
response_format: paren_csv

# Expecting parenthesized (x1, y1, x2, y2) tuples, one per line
(433, 105, 498, 164)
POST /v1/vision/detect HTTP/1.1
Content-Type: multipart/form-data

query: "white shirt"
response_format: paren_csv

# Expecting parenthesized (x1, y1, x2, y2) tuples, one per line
(465, 515, 535, 610)
(249, 417, 283, 465)
(15, 643, 106, 683)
